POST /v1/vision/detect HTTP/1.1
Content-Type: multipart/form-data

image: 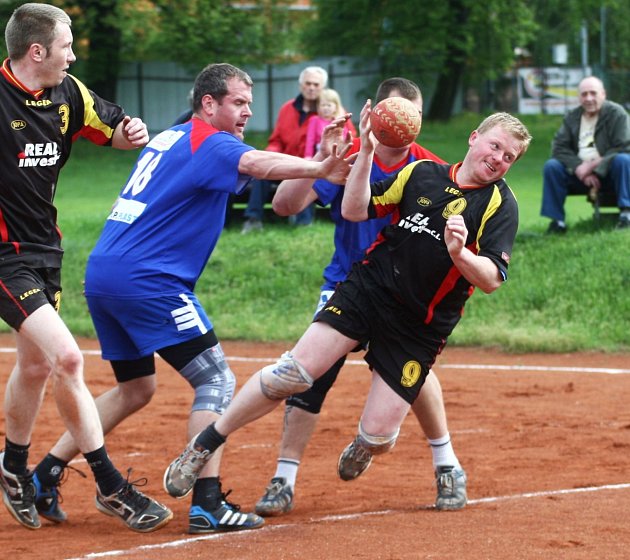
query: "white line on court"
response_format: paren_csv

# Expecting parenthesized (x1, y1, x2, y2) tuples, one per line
(64, 482, 630, 560)
(1, 347, 627, 374)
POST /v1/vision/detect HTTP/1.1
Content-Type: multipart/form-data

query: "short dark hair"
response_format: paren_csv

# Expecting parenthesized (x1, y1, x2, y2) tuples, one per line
(5, 3, 71, 61)
(375, 77, 422, 105)
(192, 63, 253, 112)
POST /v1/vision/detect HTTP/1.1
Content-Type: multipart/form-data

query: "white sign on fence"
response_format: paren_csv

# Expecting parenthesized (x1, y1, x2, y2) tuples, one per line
(517, 67, 590, 114)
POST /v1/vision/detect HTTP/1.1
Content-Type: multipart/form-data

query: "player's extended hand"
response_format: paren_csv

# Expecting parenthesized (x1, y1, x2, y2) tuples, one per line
(319, 114, 353, 157)
(320, 139, 355, 184)
(358, 99, 376, 153)
(121, 116, 149, 147)
(444, 215, 468, 256)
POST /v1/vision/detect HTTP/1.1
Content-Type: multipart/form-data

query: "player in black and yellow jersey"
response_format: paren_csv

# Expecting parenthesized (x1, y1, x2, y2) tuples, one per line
(0, 3, 172, 533)
(163, 106, 532, 509)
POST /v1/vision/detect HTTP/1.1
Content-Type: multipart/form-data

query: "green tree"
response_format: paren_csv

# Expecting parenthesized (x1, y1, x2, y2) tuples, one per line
(123, 0, 298, 72)
(302, 0, 536, 120)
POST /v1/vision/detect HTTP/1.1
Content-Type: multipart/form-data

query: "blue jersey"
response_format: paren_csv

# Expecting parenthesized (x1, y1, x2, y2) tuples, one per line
(85, 118, 254, 298)
(313, 139, 445, 291)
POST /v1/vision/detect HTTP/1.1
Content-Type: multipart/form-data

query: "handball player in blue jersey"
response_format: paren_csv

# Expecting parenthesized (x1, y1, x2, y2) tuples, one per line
(163, 102, 532, 512)
(32, 62, 352, 534)
(254, 78, 467, 517)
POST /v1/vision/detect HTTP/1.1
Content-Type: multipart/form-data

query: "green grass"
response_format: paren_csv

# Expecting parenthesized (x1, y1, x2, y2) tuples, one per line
(14, 115, 627, 353)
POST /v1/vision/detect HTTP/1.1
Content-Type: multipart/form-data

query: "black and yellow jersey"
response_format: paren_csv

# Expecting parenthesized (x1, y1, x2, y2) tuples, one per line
(364, 159, 518, 336)
(0, 59, 126, 267)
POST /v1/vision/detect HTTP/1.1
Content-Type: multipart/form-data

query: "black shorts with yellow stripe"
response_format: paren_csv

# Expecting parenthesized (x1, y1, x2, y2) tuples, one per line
(0, 263, 61, 330)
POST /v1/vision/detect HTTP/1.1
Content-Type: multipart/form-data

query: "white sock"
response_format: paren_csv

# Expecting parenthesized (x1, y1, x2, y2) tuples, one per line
(274, 458, 300, 488)
(620, 209, 630, 219)
(427, 433, 461, 470)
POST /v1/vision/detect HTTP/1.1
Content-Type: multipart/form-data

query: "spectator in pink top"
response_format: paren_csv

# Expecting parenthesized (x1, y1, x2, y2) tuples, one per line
(305, 88, 354, 159)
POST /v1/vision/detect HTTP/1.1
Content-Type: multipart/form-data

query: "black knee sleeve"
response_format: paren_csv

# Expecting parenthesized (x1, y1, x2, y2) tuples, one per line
(286, 355, 345, 413)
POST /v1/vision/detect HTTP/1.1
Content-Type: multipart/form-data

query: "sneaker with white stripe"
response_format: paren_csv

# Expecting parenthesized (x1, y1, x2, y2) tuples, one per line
(189, 490, 264, 533)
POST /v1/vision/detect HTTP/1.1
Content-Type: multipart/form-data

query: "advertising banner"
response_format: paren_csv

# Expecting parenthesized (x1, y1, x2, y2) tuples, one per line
(517, 67, 590, 114)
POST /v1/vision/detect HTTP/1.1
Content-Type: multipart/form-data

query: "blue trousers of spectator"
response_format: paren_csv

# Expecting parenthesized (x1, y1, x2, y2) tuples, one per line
(541, 153, 630, 221)
(243, 179, 273, 221)
(244, 179, 315, 224)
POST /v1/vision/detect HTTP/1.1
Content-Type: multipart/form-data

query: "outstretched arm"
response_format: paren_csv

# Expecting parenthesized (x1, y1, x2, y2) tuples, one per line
(341, 100, 375, 222)
(273, 115, 354, 216)
(239, 136, 352, 184)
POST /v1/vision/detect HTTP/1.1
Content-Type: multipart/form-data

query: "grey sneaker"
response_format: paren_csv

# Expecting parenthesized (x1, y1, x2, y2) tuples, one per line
(0, 452, 40, 530)
(163, 435, 212, 499)
(616, 215, 630, 229)
(435, 466, 467, 511)
(241, 218, 263, 234)
(337, 437, 373, 481)
(95, 474, 172, 533)
(189, 491, 264, 533)
(254, 477, 294, 517)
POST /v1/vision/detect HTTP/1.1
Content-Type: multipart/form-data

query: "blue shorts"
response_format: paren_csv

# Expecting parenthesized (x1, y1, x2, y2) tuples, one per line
(86, 291, 212, 360)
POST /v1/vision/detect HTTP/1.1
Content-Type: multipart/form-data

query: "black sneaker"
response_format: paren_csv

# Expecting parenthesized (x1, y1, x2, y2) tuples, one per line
(0, 451, 40, 529)
(33, 472, 66, 523)
(189, 490, 264, 533)
(547, 220, 567, 234)
(95, 471, 173, 533)
(33, 464, 86, 523)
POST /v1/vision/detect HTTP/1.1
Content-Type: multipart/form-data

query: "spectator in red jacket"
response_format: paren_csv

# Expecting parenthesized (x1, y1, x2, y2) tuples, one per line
(242, 66, 332, 232)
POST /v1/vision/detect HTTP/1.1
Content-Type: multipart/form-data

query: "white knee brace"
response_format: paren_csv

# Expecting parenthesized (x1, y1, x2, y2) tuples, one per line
(357, 420, 399, 455)
(259, 352, 313, 400)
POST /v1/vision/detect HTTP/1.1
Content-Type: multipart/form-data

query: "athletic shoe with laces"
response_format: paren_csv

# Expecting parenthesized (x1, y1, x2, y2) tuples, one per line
(254, 477, 294, 516)
(163, 434, 212, 499)
(33, 472, 67, 523)
(337, 437, 373, 481)
(95, 471, 173, 533)
(0, 451, 40, 529)
(435, 465, 467, 511)
(189, 490, 264, 533)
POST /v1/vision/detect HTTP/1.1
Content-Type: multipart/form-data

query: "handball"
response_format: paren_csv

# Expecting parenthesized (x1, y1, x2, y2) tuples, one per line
(369, 97, 421, 148)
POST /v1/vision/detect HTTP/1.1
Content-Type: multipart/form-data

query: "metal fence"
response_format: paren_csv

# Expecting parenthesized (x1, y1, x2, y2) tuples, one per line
(115, 59, 629, 136)
(116, 57, 384, 135)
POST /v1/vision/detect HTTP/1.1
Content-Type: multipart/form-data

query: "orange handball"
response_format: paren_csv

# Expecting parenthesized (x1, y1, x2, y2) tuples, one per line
(369, 97, 421, 148)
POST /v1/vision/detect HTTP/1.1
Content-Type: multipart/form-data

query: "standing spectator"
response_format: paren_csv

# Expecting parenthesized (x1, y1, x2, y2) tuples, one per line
(541, 75, 630, 232)
(254, 77, 466, 517)
(242, 66, 355, 231)
(30, 62, 352, 535)
(0, 2, 171, 532)
(163, 110, 531, 510)
(304, 88, 352, 159)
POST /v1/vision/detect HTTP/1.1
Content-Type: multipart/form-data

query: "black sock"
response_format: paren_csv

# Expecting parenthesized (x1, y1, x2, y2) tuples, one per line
(34, 454, 68, 488)
(3, 439, 30, 475)
(83, 446, 125, 496)
(194, 422, 227, 453)
(192, 476, 222, 509)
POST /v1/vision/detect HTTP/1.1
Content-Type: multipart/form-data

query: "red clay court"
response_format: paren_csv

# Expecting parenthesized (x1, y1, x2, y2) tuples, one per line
(1, 337, 629, 559)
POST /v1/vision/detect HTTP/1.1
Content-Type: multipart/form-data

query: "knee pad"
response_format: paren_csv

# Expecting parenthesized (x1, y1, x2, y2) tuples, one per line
(179, 345, 235, 414)
(357, 420, 399, 455)
(260, 352, 313, 400)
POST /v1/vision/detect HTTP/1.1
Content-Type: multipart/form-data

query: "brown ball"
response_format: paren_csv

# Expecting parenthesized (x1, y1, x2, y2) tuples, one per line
(369, 97, 421, 148)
